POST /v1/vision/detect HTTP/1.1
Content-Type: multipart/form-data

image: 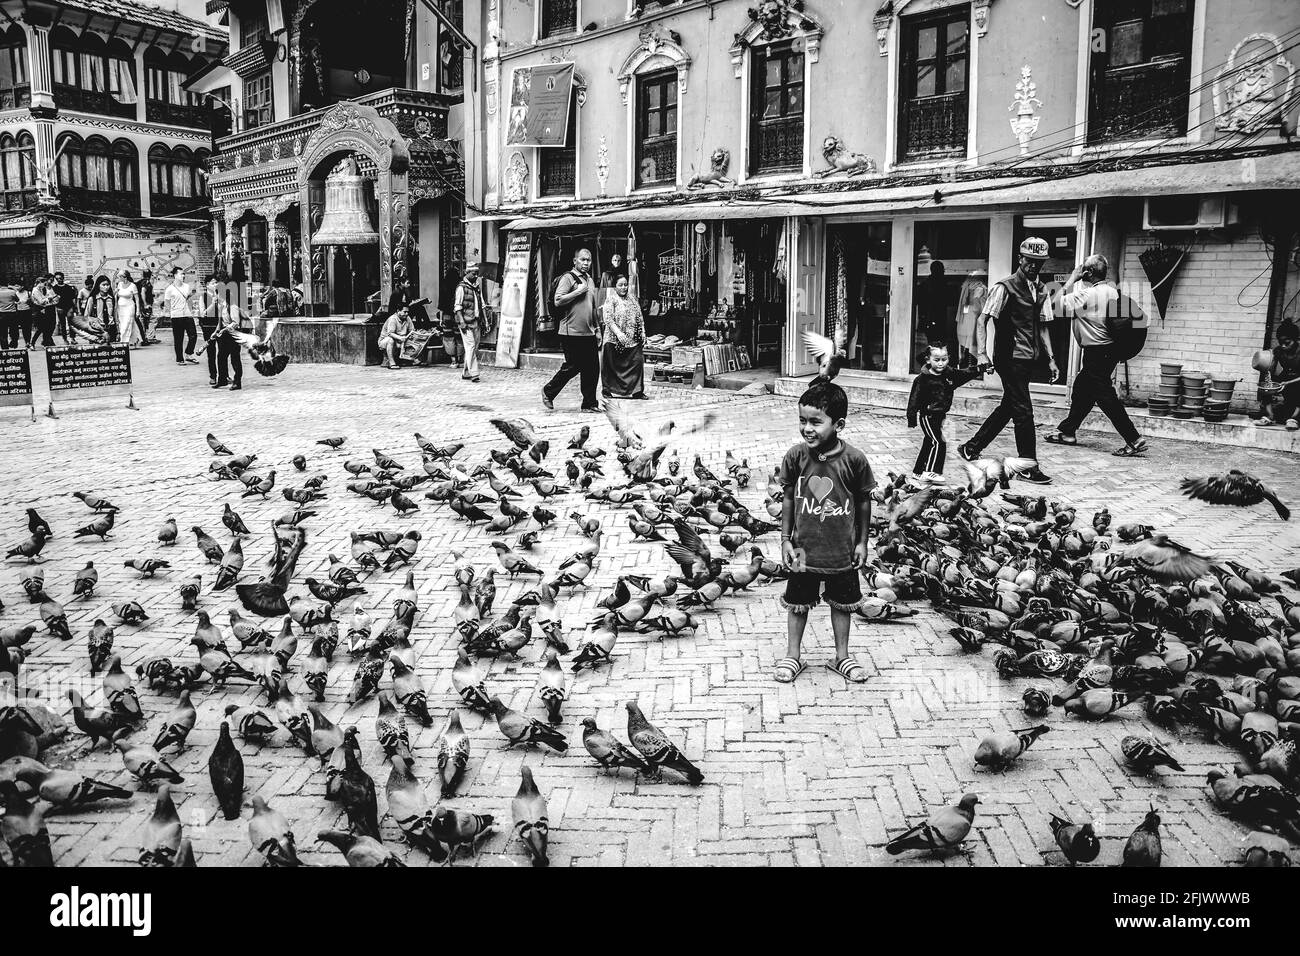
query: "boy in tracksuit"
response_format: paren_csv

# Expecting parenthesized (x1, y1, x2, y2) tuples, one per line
(906, 345, 990, 484)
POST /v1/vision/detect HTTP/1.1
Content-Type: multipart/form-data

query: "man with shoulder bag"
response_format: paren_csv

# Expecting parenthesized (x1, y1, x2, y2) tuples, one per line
(1044, 254, 1148, 457)
(541, 248, 601, 412)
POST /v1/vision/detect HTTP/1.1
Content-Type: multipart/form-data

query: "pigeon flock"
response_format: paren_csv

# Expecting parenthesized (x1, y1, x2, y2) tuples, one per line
(1, 392, 1298, 867)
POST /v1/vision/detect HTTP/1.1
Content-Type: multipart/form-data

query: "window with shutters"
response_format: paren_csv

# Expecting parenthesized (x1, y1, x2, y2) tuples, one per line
(538, 91, 577, 197)
(636, 70, 677, 188)
(748, 40, 804, 176)
(0, 27, 28, 110)
(244, 70, 273, 130)
(898, 6, 970, 162)
(1088, 0, 1194, 144)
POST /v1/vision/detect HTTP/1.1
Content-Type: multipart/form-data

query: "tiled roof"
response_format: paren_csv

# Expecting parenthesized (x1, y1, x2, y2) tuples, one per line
(51, 0, 228, 42)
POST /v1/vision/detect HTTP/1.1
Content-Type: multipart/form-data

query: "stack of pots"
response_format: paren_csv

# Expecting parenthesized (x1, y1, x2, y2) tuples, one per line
(1151, 362, 1182, 416)
(1178, 370, 1209, 418)
(1205, 376, 1237, 423)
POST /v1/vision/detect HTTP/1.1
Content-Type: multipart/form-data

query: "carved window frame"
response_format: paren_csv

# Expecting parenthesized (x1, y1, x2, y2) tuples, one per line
(619, 33, 689, 194)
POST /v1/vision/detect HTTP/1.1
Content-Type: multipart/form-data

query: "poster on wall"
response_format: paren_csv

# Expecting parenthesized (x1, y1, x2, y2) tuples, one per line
(48, 221, 214, 304)
(496, 232, 532, 369)
(505, 63, 575, 147)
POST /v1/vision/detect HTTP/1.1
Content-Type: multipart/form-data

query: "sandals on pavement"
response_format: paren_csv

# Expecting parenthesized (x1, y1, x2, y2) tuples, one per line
(827, 657, 868, 683)
(1112, 439, 1148, 457)
(1044, 432, 1078, 446)
(774, 658, 806, 683)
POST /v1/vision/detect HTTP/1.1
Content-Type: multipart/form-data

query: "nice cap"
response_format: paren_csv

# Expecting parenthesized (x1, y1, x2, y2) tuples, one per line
(1018, 237, 1050, 260)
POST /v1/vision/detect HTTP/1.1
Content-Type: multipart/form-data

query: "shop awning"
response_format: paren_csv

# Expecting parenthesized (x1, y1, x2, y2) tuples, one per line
(486, 150, 1300, 230)
(0, 218, 41, 239)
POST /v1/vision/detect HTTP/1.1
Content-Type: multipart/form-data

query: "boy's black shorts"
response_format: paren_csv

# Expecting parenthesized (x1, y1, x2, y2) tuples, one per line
(781, 569, 862, 612)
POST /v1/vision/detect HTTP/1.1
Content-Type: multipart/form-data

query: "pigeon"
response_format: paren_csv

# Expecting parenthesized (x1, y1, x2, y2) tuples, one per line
(87, 619, 115, 675)
(383, 531, 422, 570)
(305, 577, 364, 606)
(581, 717, 652, 775)
(317, 832, 403, 868)
(337, 728, 380, 839)
(213, 539, 244, 591)
(491, 417, 539, 449)
(1121, 734, 1184, 773)
(375, 692, 414, 767)
(240, 470, 277, 498)
(103, 655, 142, 721)
(302, 638, 330, 702)
(73, 491, 117, 511)
(431, 808, 494, 864)
(384, 759, 447, 862)
(348, 646, 385, 704)
(491, 541, 544, 577)
(224, 703, 276, 743)
(115, 734, 184, 788)
(1181, 471, 1289, 520)
(31, 768, 132, 811)
(536, 649, 567, 725)
(626, 701, 702, 783)
(490, 696, 568, 751)
(1050, 812, 1101, 864)
(153, 691, 197, 752)
(111, 600, 149, 626)
(73, 509, 118, 541)
(5, 529, 49, 561)
(207, 433, 234, 454)
(512, 765, 549, 868)
(249, 795, 301, 866)
(138, 784, 183, 866)
(291, 454, 307, 471)
(390, 658, 431, 726)
(973, 725, 1050, 770)
(208, 721, 244, 820)
(125, 557, 171, 577)
(452, 648, 492, 713)
(885, 794, 979, 855)
(25, 508, 51, 539)
(193, 526, 224, 564)
(66, 690, 130, 750)
(0, 780, 53, 866)
(72, 561, 98, 598)
(308, 704, 345, 762)
(437, 709, 471, 797)
(179, 575, 201, 611)
(317, 436, 346, 448)
(1063, 689, 1141, 720)
(802, 327, 848, 381)
(1122, 533, 1213, 582)
(222, 503, 251, 536)
(1122, 806, 1162, 867)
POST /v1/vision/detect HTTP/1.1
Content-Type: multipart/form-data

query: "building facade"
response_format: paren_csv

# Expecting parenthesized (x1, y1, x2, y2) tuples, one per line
(194, 0, 472, 318)
(472, 0, 1300, 409)
(0, 0, 227, 287)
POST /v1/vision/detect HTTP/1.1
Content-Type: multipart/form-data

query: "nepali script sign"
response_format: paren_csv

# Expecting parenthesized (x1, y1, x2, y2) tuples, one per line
(496, 232, 532, 369)
(506, 63, 575, 147)
(45, 344, 136, 416)
(0, 348, 34, 417)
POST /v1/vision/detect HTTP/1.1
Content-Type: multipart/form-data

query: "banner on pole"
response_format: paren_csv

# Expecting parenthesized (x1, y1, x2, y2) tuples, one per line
(496, 232, 532, 369)
(46, 344, 133, 399)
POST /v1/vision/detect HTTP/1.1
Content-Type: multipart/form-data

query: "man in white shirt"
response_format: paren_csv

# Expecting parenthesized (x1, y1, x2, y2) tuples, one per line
(164, 267, 198, 365)
(1045, 254, 1145, 456)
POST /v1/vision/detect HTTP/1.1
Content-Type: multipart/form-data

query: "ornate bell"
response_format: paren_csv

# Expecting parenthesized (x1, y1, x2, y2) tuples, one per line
(311, 156, 378, 246)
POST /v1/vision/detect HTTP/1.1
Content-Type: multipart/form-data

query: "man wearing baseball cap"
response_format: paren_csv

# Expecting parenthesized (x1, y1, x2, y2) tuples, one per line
(959, 237, 1058, 484)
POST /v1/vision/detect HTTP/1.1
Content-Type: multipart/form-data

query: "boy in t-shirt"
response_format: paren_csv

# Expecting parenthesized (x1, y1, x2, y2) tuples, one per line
(776, 379, 876, 683)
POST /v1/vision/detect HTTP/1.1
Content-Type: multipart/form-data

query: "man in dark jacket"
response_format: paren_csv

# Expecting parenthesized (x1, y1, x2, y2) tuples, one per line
(52, 272, 76, 344)
(958, 238, 1058, 484)
(542, 248, 601, 412)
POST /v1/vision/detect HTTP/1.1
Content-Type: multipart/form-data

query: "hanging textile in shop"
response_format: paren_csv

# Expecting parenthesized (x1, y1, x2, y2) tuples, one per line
(506, 63, 576, 147)
(830, 233, 847, 339)
(535, 238, 559, 333)
(627, 225, 640, 304)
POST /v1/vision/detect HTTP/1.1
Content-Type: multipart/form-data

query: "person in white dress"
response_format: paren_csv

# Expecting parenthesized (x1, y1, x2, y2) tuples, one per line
(115, 270, 143, 346)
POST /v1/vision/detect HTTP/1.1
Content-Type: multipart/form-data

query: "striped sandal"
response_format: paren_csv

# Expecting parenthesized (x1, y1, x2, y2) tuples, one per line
(827, 657, 868, 683)
(774, 658, 806, 683)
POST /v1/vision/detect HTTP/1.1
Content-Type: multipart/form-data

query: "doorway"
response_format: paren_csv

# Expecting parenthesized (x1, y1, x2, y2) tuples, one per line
(826, 223, 891, 371)
(1014, 213, 1078, 385)
(911, 218, 990, 372)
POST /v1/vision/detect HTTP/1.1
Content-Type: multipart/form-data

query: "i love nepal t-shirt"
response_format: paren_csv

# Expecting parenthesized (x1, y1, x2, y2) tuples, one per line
(778, 439, 876, 574)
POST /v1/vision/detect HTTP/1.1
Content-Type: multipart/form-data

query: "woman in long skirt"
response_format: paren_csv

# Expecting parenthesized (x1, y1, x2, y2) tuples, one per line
(600, 276, 647, 400)
(115, 270, 142, 346)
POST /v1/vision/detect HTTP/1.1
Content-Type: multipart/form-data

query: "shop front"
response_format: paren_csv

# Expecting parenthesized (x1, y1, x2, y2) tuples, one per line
(497, 211, 794, 379)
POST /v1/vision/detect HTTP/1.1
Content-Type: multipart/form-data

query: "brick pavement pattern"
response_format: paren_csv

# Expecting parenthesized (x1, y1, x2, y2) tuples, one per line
(2, 349, 1298, 867)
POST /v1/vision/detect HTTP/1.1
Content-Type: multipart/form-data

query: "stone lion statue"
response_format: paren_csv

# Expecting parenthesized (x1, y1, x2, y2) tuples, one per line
(687, 148, 735, 190)
(815, 136, 877, 178)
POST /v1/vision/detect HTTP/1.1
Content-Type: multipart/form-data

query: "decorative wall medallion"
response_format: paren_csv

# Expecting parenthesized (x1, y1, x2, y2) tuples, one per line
(295, 138, 305, 156)
(1213, 33, 1297, 133)
(815, 136, 876, 177)
(732, 1, 823, 77)
(596, 135, 610, 197)
(1008, 64, 1042, 155)
(503, 151, 529, 204)
(414, 114, 432, 137)
(973, 0, 991, 37)
(232, 153, 243, 168)
(270, 141, 281, 161)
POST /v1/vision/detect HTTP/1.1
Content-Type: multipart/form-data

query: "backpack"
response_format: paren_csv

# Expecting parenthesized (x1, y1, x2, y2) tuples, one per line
(548, 270, 581, 320)
(1106, 288, 1147, 362)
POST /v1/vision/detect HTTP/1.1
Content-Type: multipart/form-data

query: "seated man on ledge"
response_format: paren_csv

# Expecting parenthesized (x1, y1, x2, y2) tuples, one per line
(378, 306, 415, 369)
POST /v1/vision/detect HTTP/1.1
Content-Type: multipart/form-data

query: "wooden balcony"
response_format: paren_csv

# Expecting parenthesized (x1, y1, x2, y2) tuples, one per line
(146, 100, 211, 130)
(54, 84, 136, 121)
(58, 186, 139, 217)
(1088, 58, 1190, 145)
(0, 85, 29, 111)
(899, 90, 968, 162)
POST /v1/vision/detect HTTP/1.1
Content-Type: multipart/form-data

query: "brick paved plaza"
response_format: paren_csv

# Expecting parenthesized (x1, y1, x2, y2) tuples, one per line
(3, 348, 1299, 867)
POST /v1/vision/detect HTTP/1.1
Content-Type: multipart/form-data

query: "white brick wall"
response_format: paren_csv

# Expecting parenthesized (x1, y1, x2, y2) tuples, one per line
(1117, 233, 1272, 411)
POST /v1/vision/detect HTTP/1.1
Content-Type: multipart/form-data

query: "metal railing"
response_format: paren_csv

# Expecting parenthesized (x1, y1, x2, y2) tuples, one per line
(899, 90, 969, 161)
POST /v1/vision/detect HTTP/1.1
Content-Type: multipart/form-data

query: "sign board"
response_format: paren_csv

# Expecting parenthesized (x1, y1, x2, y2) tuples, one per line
(0, 348, 33, 415)
(47, 220, 214, 305)
(496, 232, 532, 368)
(505, 63, 575, 147)
(46, 344, 133, 410)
